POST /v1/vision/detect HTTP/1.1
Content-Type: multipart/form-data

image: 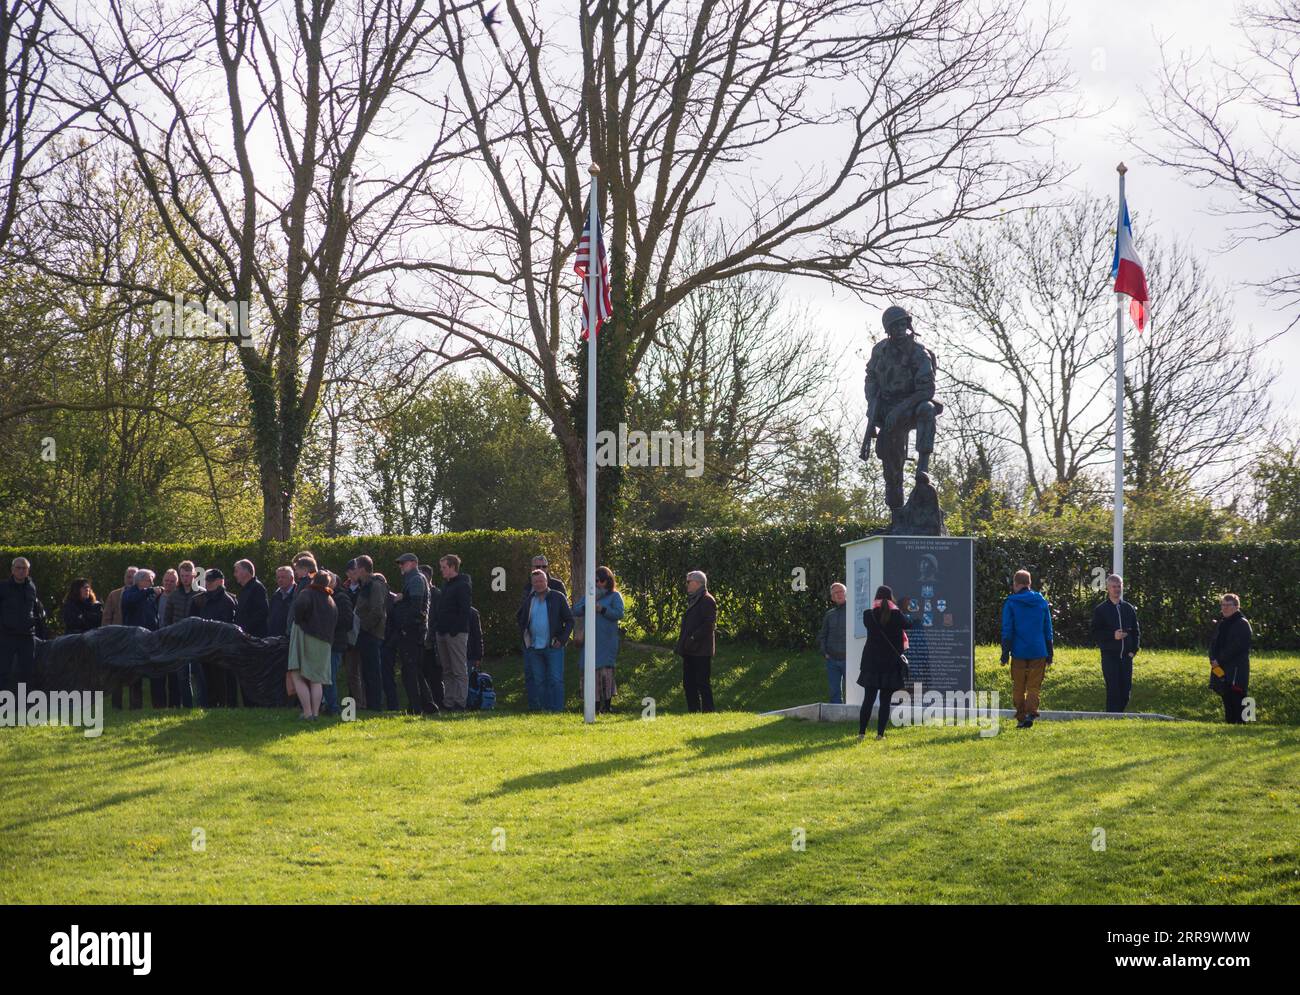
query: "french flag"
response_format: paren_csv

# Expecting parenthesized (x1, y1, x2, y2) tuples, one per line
(1111, 193, 1149, 331)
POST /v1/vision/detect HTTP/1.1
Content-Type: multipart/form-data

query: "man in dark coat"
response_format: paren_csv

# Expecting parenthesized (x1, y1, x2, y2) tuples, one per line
(233, 560, 270, 637)
(675, 570, 717, 713)
(1089, 573, 1140, 713)
(0, 557, 43, 694)
(266, 566, 297, 639)
(517, 568, 574, 711)
(1210, 593, 1252, 724)
(393, 554, 437, 715)
(233, 559, 270, 706)
(435, 555, 473, 709)
(192, 569, 239, 705)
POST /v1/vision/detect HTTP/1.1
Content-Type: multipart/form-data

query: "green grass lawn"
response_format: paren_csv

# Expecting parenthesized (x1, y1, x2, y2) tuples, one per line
(1, 643, 1297, 904)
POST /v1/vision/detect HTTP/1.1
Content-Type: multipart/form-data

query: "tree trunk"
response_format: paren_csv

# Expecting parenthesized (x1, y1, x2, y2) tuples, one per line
(261, 468, 287, 541)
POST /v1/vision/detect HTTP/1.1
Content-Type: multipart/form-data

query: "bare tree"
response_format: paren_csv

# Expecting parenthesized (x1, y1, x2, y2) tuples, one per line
(629, 232, 836, 513)
(47, 0, 471, 539)
(1123, 240, 1277, 494)
(0, 0, 89, 254)
(1143, 0, 1300, 318)
(930, 193, 1275, 510)
(928, 197, 1118, 507)
(391, 0, 1073, 585)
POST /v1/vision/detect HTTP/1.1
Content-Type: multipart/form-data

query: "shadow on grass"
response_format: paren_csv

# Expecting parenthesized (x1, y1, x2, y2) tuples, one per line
(469, 747, 681, 802)
(0, 787, 161, 833)
(471, 716, 848, 802)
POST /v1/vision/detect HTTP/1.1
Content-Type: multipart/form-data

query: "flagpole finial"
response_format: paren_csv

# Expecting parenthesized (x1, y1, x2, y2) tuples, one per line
(589, 163, 600, 176)
(1116, 161, 1128, 175)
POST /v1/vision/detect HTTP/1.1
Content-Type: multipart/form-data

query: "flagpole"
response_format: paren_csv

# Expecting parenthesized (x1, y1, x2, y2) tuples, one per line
(1113, 162, 1126, 579)
(584, 164, 599, 725)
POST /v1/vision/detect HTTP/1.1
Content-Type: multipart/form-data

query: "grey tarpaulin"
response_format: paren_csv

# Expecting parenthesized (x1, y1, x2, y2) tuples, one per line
(33, 617, 289, 706)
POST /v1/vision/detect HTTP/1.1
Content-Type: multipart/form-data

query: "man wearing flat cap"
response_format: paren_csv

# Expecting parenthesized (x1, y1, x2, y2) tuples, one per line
(393, 554, 436, 714)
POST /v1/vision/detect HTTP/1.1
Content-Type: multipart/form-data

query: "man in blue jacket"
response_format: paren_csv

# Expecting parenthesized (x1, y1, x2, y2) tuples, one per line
(1000, 569, 1054, 728)
(516, 568, 574, 711)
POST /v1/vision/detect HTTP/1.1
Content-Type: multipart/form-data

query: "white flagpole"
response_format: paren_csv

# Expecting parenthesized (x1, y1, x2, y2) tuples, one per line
(584, 164, 599, 725)
(1113, 162, 1126, 579)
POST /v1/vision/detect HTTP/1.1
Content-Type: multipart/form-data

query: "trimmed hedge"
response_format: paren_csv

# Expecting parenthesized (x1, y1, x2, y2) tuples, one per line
(1, 531, 566, 657)
(609, 525, 1300, 650)
(9, 525, 1298, 654)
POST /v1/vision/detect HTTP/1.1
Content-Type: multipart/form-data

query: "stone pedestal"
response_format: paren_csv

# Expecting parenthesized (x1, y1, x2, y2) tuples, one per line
(842, 534, 974, 705)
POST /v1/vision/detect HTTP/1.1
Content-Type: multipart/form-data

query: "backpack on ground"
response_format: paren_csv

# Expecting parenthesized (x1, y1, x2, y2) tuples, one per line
(466, 667, 495, 711)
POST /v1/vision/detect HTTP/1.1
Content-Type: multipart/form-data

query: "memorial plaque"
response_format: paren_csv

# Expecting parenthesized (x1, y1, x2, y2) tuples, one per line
(843, 534, 974, 702)
(883, 536, 973, 694)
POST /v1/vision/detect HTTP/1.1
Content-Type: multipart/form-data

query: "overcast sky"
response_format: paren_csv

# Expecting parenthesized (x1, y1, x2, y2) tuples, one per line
(803, 0, 1299, 429)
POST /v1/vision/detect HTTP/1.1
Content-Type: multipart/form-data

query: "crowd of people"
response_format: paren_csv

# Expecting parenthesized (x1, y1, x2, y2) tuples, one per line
(0, 550, 488, 718)
(0, 552, 724, 720)
(0, 551, 1252, 727)
(826, 569, 1254, 739)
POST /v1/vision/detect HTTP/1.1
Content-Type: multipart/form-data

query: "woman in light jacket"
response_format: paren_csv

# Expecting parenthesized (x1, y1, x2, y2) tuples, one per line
(572, 565, 625, 714)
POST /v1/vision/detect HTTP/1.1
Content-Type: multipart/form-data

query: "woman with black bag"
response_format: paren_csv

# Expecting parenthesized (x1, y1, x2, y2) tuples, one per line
(857, 584, 911, 741)
(1209, 592, 1251, 724)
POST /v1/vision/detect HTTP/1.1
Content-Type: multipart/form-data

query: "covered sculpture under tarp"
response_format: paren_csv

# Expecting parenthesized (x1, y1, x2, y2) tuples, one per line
(33, 617, 289, 706)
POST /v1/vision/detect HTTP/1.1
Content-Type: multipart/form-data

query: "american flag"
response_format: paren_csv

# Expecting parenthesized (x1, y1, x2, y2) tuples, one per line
(574, 214, 613, 340)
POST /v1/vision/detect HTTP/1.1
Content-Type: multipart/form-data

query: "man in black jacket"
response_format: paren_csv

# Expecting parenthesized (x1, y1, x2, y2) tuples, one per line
(1089, 573, 1140, 713)
(233, 559, 270, 707)
(517, 569, 574, 711)
(0, 557, 43, 694)
(266, 566, 297, 638)
(192, 569, 239, 706)
(675, 570, 718, 713)
(233, 560, 270, 637)
(393, 554, 436, 715)
(1210, 593, 1252, 724)
(435, 555, 473, 709)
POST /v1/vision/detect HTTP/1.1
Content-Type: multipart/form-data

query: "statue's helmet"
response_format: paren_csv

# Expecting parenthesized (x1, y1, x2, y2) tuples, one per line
(881, 305, 912, 333)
